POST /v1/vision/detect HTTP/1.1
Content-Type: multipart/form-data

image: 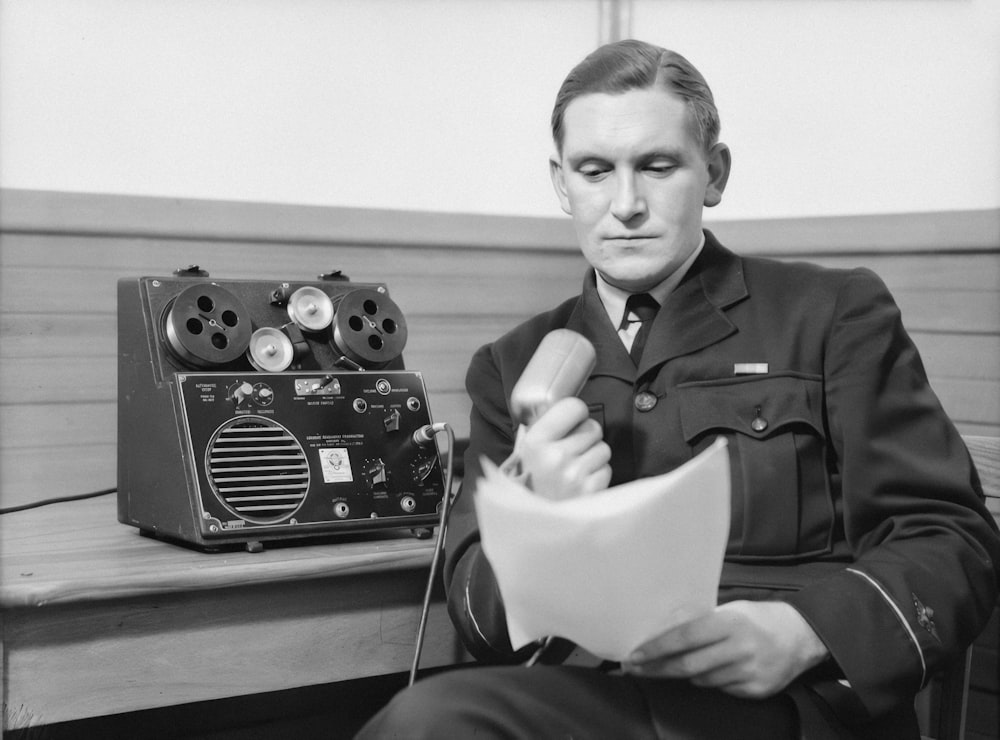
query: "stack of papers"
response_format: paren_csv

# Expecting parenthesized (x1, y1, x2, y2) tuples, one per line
(475, 437, 730, 660)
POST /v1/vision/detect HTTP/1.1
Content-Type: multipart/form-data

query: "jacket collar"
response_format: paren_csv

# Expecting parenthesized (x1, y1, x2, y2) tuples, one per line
(565, 230, 748, 381)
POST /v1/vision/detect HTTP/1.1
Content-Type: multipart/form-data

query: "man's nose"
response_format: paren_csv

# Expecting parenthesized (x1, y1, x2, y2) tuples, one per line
(610, 172, 647, 221)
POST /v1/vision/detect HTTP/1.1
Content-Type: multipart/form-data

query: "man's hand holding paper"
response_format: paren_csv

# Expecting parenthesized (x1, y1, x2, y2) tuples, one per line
(624, 599, 831, 699)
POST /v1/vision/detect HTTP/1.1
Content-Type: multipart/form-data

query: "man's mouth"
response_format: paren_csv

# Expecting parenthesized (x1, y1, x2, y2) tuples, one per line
(604, 235, 658, 244)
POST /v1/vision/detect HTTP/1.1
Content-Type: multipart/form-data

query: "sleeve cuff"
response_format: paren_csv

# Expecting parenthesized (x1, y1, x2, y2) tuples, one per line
(784, 567, 924, 717)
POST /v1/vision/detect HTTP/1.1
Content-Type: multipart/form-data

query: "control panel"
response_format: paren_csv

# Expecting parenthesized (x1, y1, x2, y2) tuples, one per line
(177, 371, 443, 535)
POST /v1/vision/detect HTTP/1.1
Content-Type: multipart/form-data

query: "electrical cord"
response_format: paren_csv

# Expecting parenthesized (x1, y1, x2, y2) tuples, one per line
(0, 487, 117, 515)
(408, 421, 457, 687)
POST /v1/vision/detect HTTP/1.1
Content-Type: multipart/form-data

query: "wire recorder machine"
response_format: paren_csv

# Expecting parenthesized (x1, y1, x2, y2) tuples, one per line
(117, 266, 450, 553)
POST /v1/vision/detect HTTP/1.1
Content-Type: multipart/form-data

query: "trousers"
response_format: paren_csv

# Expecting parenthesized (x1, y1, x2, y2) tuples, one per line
(357, 664, 812, 739)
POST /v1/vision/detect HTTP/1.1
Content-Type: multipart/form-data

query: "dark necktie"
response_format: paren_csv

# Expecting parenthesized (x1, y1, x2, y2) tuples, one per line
(621, 293, 659, 365)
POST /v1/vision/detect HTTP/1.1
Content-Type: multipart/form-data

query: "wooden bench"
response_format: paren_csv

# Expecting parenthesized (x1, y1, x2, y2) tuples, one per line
(0, 493, 469, 733)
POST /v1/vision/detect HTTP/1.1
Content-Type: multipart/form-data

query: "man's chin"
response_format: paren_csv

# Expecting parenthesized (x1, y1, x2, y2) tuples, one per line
(597, 269, 666, 293)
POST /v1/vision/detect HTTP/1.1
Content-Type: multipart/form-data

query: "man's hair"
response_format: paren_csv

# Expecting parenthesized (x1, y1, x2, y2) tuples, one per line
(551, 39, 720, 155)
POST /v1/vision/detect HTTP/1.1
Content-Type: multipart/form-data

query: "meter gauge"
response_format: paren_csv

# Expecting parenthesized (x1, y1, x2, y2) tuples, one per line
(410, 454, 438, 483)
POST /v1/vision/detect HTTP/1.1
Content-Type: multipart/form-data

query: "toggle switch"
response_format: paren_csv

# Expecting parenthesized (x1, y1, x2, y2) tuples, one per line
(384, 408, 401, 432)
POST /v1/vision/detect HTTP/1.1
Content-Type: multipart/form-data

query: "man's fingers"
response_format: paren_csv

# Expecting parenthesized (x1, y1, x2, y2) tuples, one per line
(524, 397, 590, 442)
(629, 611, 733, 664)
(574, 443, 613, 494)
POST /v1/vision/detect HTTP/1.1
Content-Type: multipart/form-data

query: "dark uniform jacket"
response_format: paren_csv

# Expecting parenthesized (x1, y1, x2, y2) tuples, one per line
(443, 231, 1000, 726)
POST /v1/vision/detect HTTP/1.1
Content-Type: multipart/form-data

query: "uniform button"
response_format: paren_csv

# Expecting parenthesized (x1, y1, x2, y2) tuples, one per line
(634, 391, 658, 412)
(751, 405, 768, 432)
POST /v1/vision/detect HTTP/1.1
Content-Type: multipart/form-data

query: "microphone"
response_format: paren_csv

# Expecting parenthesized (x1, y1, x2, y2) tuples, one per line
(510, 329, 596, 426)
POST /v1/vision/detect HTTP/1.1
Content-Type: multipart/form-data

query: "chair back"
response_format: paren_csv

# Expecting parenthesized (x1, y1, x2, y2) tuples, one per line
(924, 435, 1000, 740)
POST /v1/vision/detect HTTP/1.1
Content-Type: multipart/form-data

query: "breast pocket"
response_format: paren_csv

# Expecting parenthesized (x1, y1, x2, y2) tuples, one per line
(677, 373, 834, 560)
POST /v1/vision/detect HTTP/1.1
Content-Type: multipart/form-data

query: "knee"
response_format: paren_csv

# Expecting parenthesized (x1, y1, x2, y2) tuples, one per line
(356, 671, 483, 739)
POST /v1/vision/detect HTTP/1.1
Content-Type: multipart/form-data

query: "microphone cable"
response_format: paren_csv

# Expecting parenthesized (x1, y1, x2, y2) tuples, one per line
(408, 421, 457, 686)
(0, 487, 116, 515)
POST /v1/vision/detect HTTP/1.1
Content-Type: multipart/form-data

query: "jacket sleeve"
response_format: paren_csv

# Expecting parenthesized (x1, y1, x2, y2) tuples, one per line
(783, 268, 1000, 718)
(442, 342, 536, 663)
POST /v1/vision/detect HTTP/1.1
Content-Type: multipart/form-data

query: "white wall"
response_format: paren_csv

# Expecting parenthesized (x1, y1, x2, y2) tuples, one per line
(1, 0, 998, 220)
(631, 0, 1000, 220)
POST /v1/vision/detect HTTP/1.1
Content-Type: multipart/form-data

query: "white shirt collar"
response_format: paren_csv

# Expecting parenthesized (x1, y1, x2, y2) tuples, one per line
(595, 232, 705, 330)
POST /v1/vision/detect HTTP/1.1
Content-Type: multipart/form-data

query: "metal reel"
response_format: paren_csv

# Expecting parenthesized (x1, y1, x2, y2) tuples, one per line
(286, 286, 335, 332)
(163, 283, 253, 367)
(330, 288, 408, 368)
(247, 327, 296, 371)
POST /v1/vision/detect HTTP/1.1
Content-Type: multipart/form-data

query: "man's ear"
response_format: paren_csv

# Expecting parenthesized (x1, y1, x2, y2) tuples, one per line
(549, 156, 572, 215)
(703, 142, 732, 208)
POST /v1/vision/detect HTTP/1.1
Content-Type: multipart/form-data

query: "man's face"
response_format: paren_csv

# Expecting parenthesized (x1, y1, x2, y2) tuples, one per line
(550, 87, 730, 293)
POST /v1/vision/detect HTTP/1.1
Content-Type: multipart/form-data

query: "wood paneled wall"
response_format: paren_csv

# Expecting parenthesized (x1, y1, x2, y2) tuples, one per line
(1, 189, 997, 510)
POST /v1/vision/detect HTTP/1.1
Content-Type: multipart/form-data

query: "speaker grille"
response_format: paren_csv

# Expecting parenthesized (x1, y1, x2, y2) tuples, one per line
(205, 416, 309, 524)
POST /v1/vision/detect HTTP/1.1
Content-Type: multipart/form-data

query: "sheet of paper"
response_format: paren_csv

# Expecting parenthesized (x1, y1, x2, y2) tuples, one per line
(475, 437, 730, 661)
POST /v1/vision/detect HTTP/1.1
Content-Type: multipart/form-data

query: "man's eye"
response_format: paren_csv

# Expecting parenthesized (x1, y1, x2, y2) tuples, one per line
(579, 166, 609, 180)
(645, 163, 676, 177)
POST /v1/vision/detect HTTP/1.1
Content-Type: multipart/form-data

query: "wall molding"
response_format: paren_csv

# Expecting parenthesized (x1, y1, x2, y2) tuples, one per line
(1, 188, 997, 255)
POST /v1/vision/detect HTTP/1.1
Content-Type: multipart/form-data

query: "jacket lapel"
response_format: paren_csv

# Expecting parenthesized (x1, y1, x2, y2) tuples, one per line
(565, 273, 636, 381)
(638, 231, 748, 375)
(563, 231, 749, 379)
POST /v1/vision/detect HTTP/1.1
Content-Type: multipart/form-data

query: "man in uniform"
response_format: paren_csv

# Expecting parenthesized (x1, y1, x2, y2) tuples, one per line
(358, 40, 999, 738)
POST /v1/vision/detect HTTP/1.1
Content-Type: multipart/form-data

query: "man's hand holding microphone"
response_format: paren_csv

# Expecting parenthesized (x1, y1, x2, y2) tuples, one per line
(500, 330, 611, 500)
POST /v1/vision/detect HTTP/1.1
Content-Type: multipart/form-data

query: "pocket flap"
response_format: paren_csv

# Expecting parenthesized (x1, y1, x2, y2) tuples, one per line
(678, 373, 824, 443)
